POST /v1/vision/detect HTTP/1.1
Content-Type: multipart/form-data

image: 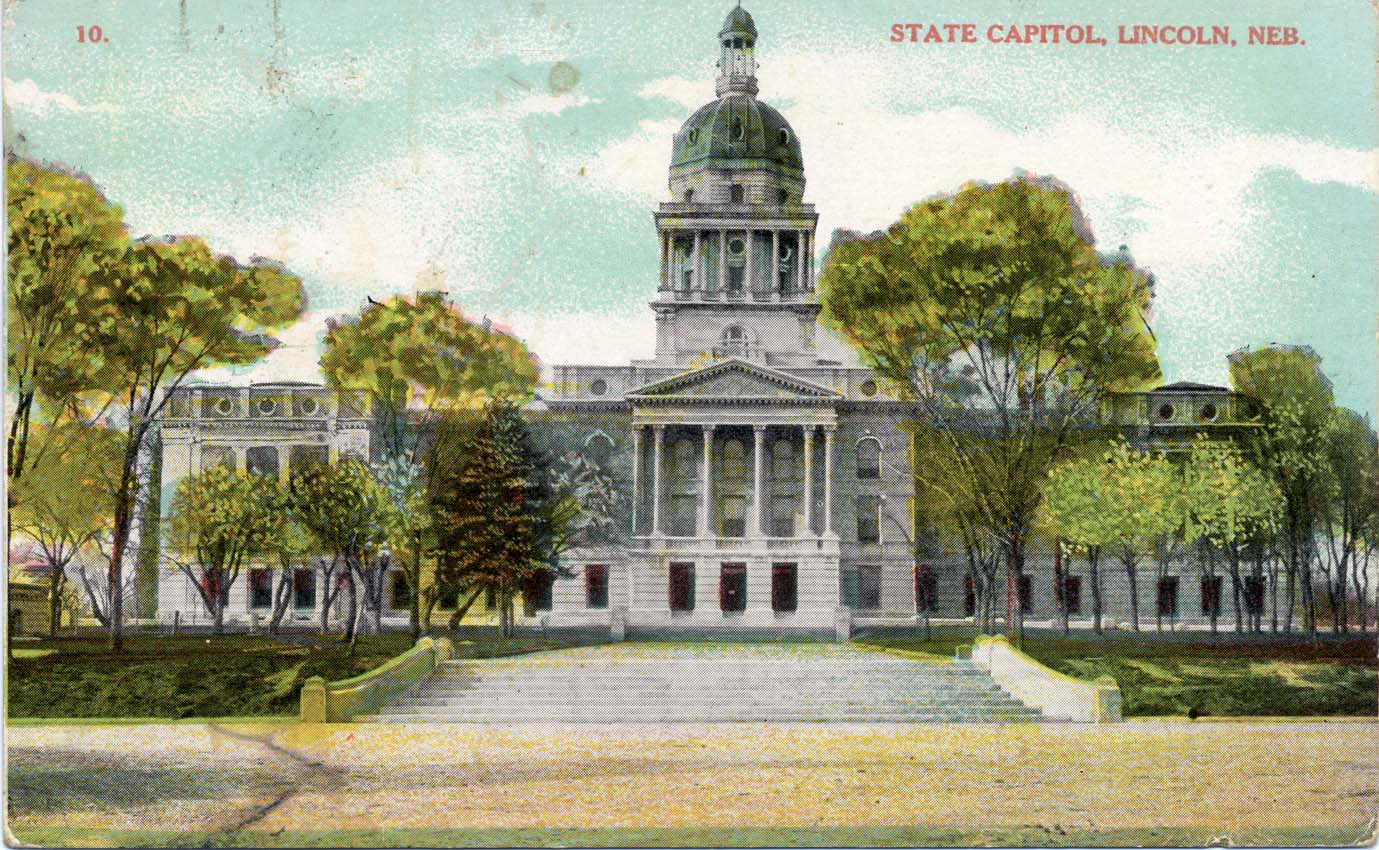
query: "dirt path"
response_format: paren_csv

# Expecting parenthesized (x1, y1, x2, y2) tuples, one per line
(9, 721, 1379, 840)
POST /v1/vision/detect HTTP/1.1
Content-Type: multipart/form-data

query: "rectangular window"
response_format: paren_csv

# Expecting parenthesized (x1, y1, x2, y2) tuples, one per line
(524, 569, 554, 617)
(719, 563, 746, 613)
(1157, 577, 1180, 618)
(1063, 576, 1082, 615)
(844, 564, 882, 610)
(855, 495, 880, 543)
(720, 495, 746, 538)
(771, 563, 797, 613)
(246, 446, 280, 478)
(963, 575, 977, 617)
(390, 571, 412, 610)
(1201, 576, 1223, 616)
(730, 184, 744, 203)
(292, 568, 316, 610)
(727, 265, 745, 294)
(585, 564, 608, 609)
(914, 564, 937, 612)
(1244, 576, 1266, 615)
(669, 495, 698, 537)
(769, 495, 796, 537)
(669, 562, 695, 612)
(1017, 574, 1032, 612)
(249, 568, 272, 609)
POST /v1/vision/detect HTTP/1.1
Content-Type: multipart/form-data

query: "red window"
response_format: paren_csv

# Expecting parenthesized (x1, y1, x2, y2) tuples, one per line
(914, 564, 937, 612)
(1157, 577, 1179, 617)
(963, 576, 977, 617)
(1244, 576, 1266, 615)
(719, 563, 746, 612)
(1063, 576, 1082, 615)
(199, 572, 223, 602)
(585, 564, 608, 609)
(771, 563, 797, 613)
(669, 563, 695, 612)
(249, 569, 272, 609)
(1201, 576, 1223, 616)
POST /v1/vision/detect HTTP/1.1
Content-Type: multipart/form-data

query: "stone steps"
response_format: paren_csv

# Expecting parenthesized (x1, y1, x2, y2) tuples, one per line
(366, 646, 1045, 724)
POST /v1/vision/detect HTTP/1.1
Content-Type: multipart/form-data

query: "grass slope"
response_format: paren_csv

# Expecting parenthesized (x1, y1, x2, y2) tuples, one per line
(6, 631, 602, 719)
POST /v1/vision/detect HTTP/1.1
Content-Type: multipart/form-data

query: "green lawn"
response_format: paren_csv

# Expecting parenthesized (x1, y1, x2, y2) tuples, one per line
(6, 630, 604, 720)
(857, 626, 1378, 717)
(13, 825, 1371, 848)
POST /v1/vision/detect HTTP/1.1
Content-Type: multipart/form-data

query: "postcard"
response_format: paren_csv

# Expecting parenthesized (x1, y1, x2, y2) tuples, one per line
(5, 0, 1377, 847)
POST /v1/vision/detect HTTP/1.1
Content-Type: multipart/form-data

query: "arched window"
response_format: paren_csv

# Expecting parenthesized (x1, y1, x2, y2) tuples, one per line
(584, 432, 614, 467)
(856, 436, 881, 480)
(771, 439, 795, 480)
(720, 439, 746, 483)
(671, 438, 696, 483)
(721, 325, 749, 355)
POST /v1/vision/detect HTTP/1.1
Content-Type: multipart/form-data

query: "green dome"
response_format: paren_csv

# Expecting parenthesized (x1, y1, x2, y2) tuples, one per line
(720, 6, 757, 40)
(670, 95, 802, 173)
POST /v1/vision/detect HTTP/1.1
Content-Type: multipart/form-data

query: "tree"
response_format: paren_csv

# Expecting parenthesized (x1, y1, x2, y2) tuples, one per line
(1100, 443, 1181, 633)
(1316, 409, 1378, 633)
(164, 466, 289, 634)
(321, 293, 538, 637)
(1229, 345, 1334, 635)
(289, 459, 394, 643)
(9, 423, 122, 636)
(84, 237, 303, 649)
(1180, 436, 1281, 634)
(6, 160, 129, 490)
(821, 176, 1161, 636)
(1044, 453, 1119, 635)
(431, 400, 538, 637)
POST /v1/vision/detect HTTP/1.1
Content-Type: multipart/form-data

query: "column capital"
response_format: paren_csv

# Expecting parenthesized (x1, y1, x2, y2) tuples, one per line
(753, 423, 768, 434)
(652, 423, 667, 434)
(702, 423, 716, 438)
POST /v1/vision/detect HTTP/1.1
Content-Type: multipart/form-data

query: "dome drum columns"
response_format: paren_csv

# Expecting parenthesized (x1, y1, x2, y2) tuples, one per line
(659, 226, 813, 301)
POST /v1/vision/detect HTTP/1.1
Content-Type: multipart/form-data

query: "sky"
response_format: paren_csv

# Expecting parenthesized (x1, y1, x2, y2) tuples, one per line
(4, 0, 1377, 418)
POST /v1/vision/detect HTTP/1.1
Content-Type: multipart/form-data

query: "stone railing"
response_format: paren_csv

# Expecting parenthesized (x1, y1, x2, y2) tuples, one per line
(970, 634, 1122, 723)
(300, 636, 452, 723)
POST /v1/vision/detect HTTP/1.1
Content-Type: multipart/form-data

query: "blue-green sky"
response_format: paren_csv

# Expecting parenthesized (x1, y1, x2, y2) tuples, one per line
(5, 0, 1376, 417)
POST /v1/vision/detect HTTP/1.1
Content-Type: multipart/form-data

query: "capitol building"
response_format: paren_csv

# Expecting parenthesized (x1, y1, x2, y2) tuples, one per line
(150, 6, 1250, 636)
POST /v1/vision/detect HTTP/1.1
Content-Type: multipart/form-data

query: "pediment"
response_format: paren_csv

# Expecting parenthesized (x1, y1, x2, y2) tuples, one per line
(627, 359, 839, 402)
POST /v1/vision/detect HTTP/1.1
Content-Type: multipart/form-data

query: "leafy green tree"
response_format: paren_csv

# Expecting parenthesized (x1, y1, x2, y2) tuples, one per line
(163, 467, 290, 634)
(289, 459, 395, 642)
(821, 177, 1160, 636)
(1316, 409, 1378, 633)
(6, 161, 128, 488)
(9, 423, 122, 636)
(87, 237, 303, 649)
(320, 292, 538, 462)
(1044, 454, 1118, 634)
(1100, 443, 1182, 633)
(1229, 345, 1334, 634)
(1181, 436, 1281, 634)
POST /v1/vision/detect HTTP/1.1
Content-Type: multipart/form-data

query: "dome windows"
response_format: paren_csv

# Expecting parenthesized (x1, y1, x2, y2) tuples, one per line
(687, 128, 700, 145)
(256, 397, 278, 416)
(777, 127, 790, 146)
(590, 378, 608, 397)
(731, 116, 745, 141)
(1157, 403, 1176, 421)
(728, 238, 745, 254)
(1199, 403, 1218, 422)
(298, 397, 320, 416)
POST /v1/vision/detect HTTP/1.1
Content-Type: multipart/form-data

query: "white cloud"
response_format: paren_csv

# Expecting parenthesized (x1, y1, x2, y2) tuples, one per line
(498, 91, 599, 117)
(4, 77, 121, 115)
(190, 311, 331, 386)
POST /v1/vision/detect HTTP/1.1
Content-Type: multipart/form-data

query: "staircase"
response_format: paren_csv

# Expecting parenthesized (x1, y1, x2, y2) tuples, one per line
(369, 644, 1044, 723)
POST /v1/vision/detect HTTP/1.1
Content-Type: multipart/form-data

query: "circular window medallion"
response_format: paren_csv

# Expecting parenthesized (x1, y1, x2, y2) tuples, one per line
(590, 379, 608, 397)
(299, 397, 320, 416)
(729, 239, 745, 254)
(214, 397, 235, 417)
(860, 379, 878, 398)
(257, 398, 277, 416)
(1157, 403, 1175, 421)
(1199, 403, 1218, 422)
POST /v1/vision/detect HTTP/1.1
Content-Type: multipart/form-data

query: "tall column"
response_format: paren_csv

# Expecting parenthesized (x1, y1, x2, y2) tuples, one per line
(631, 426, 643, 535)
(802, 426, 815, 537)
(796, 230, 805, 295)
(752, 425, 766, 537)
(700, 425, 715, 537)
(718, 230, 728, 294)
(771, 229, 780, 299)
(692, 230, 702, 293)
(651, 425, 665, 536)
(823, 426, 835, 536)
(745, 230, 754, 296)
(802, 231, 811, 291)
(660, 232, 670, 291)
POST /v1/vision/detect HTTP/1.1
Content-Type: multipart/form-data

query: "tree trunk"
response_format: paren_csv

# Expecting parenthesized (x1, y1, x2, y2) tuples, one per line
(213, 594, 225, 635)
(1054, 543, 1068, 636)
(1124, 554, 1141, 633)
(409, 544, 422, 641)
(1228, 546, 1243, 634)
(343, 574, 358, 642)
(448, 587, 484, 631)
(1089, 548, 1103, 636)
(48, 566, 66, 638)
